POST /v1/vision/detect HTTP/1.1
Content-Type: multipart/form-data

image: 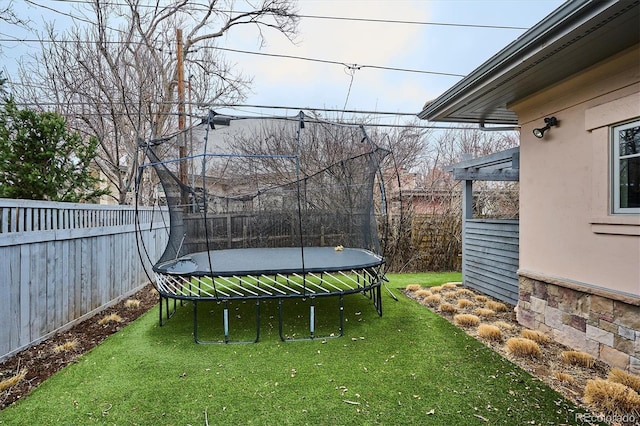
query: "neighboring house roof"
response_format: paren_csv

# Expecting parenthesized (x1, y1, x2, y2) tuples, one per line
(418, 0, 640, 125)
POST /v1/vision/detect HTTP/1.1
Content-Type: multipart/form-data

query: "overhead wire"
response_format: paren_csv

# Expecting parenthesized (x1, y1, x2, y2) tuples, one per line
(4, 1, 527, 131)
(27, 0, 531, 31)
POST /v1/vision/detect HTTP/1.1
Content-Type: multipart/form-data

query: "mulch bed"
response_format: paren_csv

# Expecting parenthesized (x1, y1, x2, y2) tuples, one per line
(0, 284, 158, 410)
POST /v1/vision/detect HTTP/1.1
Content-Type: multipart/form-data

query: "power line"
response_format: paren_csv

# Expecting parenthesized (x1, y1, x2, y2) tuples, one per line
(208, 46, 465, 77)
(10, 99, 420, 117)
(0, 38, 465, 78)
(33, 0, 530, 30)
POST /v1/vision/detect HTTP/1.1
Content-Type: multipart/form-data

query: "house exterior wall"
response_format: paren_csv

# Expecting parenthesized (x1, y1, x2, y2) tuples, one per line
(510, 44, 640, 372)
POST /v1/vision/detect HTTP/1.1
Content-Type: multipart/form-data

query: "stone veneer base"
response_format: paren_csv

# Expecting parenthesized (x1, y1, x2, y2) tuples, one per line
(516, 271, 640, 375)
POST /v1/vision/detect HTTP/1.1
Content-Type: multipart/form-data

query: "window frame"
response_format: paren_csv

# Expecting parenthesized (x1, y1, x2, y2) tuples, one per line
(612, 119, 640, 214)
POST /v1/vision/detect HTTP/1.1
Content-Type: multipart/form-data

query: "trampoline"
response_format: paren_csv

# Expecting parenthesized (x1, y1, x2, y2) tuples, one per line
(136, 111, 391, 343)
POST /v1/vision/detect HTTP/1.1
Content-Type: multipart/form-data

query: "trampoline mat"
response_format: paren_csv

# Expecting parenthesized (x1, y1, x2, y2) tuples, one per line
(155, 247, 384, 277)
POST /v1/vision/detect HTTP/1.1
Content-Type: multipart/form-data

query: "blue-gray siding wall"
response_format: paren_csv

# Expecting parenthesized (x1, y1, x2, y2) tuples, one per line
(463, 219, 519, 305)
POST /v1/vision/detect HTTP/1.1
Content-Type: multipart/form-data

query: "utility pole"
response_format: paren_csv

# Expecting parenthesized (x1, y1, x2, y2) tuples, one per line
(176, 29, 188, 207)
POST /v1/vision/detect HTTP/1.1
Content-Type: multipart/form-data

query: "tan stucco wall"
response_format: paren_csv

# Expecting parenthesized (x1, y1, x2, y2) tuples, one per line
(511, 44, 640, 298)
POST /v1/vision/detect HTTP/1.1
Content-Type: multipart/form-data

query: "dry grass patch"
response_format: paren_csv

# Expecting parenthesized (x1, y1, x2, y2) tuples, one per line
(453, 314, 480, 328)
(474, 308, 496, 318)
(125, 299, 141, 309)
(442, 291, 458, 301)
(405, 284, 421, 292)
(430, 286, 442, 293)
(554, 372, 575, 383)
(53, 339, 79, 354)
(474, 295, 488, 303)
(0, 369, 27, 392)
(477, 324, 503, 341)
(422, 294, 441, 306)
(493, 320, 515, 331)
(561, 351, 595, 368)
(485, 300, 509, 312)
(455, 288, 474, 297)
(584, 379, 640, 417)
(414, 289, 432, 298)
(441, 282, 460, 289)
(505, 337, 542, 358)
(457, 298, 474, 309)
(608, 368, 640, 393)
(439, 302, 458, 314)
(98, 313, 123, 325)
(521, 329, 551, 344)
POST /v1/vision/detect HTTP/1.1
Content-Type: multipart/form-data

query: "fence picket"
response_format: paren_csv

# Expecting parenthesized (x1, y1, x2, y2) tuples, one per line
(0, 199, 169, 362)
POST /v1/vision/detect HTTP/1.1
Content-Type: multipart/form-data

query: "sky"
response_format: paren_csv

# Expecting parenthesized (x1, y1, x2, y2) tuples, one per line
(0, 0, 566, 126)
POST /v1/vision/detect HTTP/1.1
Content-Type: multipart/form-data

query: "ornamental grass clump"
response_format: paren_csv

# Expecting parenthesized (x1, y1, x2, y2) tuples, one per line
(453, 314, 480, 328)
(439, 302, 458, 314)
(53, 339, 79, 354)
(98, 313, 123, 325)
(608, 368, 640, 393)
(583, 379, 640, 417)
(561, 351, 595, 368)
(475, 295, 488, 303)
(493, 321, 515, 331)
(0, 369, 27, 392)
(485, 300, 509, 312)
(442, 291, 458, 301)
(405, 284, 421, 292)
(125, 299, 141, 309)
(415, 289, 432, 298)
(455, 288, 474, 297)
(441, 282, 459, 290)
(505, 337, 542, 358)
(477, 324, 503, 341)
(553, 372, 575, 383)
(430, 286, 443, 293)
(423, 294, 441, 306)
(521, 329, 551, 344)
(457, 298, 474, 309)
(474, 308, 496, 318)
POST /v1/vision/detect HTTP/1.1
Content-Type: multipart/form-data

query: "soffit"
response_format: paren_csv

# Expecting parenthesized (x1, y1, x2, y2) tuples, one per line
(418, 1, 640, 125)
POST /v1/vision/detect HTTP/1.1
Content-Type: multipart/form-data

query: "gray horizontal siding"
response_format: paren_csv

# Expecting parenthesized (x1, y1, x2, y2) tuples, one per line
(463, 219, 519, 305)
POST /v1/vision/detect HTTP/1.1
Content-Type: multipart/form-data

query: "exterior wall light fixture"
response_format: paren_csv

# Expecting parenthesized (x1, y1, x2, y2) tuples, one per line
(533, 116, 558, 139)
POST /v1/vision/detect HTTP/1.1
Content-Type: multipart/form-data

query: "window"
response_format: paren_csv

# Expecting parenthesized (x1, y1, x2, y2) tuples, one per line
(612, 119, 640, 213)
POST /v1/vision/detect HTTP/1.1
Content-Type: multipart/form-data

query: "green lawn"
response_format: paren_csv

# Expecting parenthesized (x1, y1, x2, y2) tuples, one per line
(0, 272, 591, 425)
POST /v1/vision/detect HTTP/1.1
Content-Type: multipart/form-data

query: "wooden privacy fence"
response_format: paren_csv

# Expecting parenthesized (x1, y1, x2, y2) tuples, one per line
(0, 199, 169, 362)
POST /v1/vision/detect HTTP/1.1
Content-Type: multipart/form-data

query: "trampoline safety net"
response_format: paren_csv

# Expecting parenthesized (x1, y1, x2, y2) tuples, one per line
(136, 111, 391, 343)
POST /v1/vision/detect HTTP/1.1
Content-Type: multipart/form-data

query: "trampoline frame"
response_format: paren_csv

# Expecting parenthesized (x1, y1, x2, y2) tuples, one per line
(156, 263, 385, 343)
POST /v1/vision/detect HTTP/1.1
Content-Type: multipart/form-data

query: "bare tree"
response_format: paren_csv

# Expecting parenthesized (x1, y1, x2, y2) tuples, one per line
(0, 1, 27, 28)
(388, 125, 519, 272)
(14, 0, 299, 204)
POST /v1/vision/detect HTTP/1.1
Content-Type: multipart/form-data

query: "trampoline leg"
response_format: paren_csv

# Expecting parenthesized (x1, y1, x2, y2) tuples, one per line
(279, 296, 344, 342)
(310, 299, 315, 339)
(159, 295, 177, 326)
(278, 298, 285, 341)
(223, 301, 230, 343)
(254, 299, 261, 343)
(193, 300, 200, 342)
(194, 299, 261, 344)
(374, 285, 383, 317)
(338, 295, 344, 337)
